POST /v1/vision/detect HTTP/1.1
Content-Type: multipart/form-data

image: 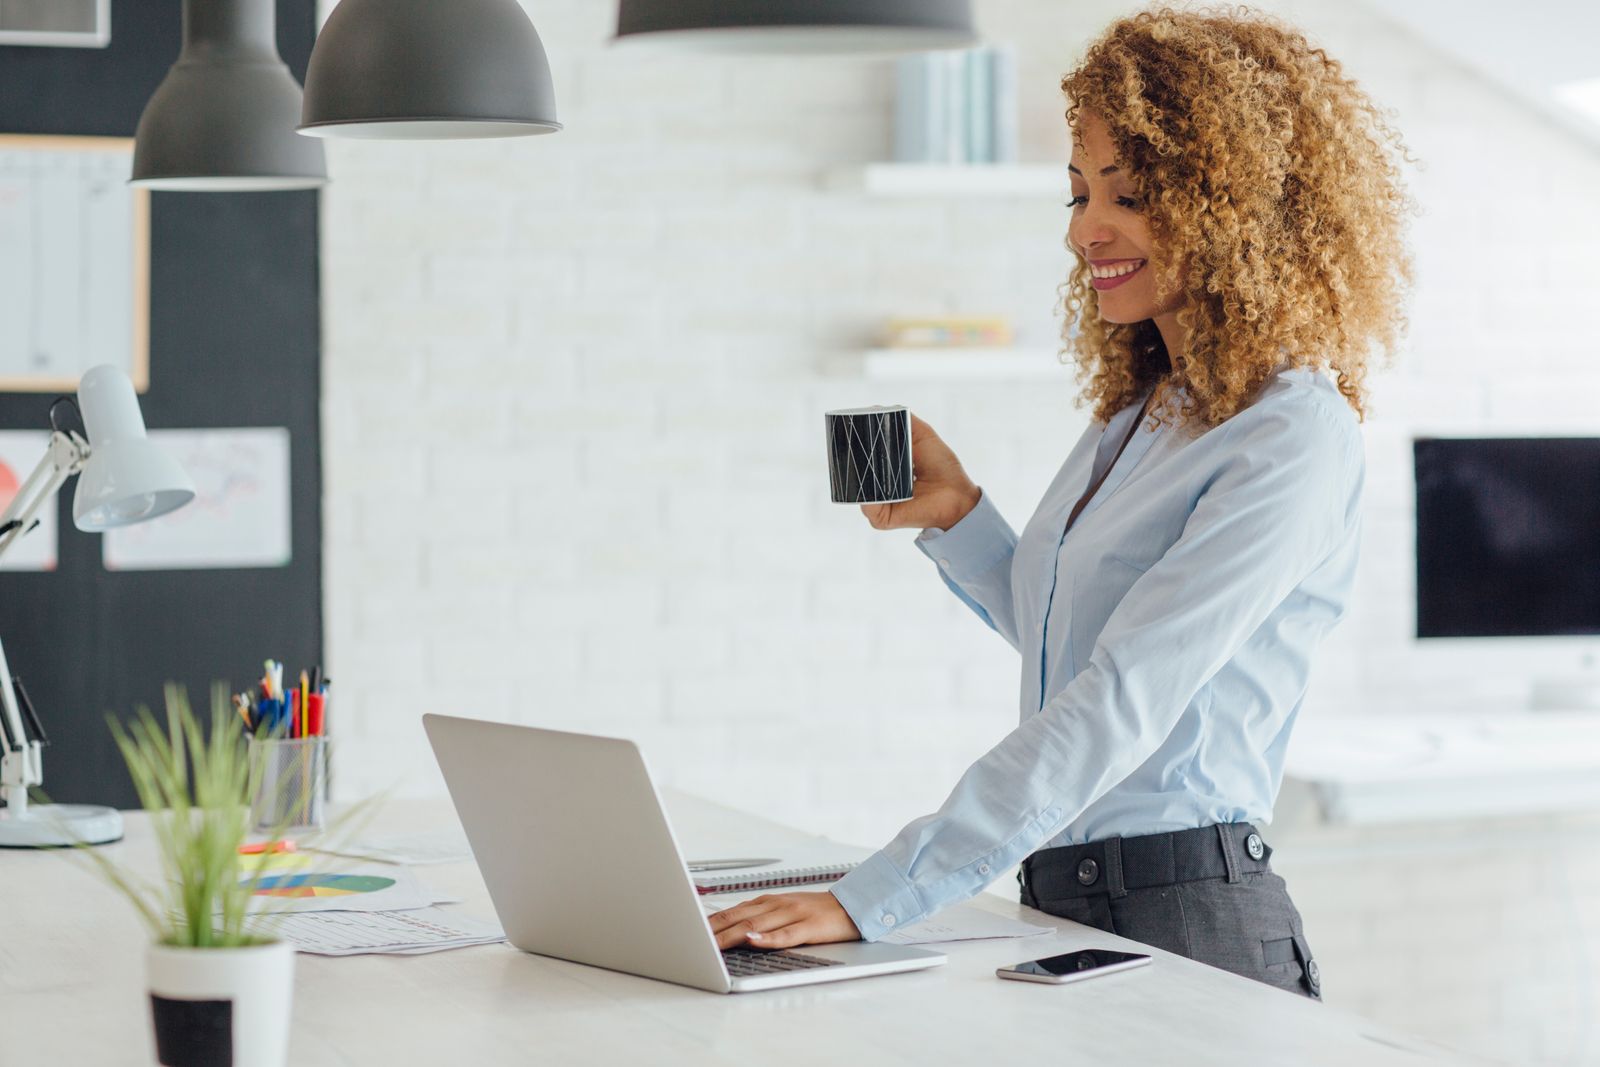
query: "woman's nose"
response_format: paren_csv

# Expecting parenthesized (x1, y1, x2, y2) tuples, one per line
(1070, 204, 1119, 253)
(1071, 217, 1117, 254)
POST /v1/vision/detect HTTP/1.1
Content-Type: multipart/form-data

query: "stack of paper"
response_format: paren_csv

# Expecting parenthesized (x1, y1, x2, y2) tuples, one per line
(880, 905, 1053, 946)
(234, 857, 505, 956)
(249, 907, 505, 957)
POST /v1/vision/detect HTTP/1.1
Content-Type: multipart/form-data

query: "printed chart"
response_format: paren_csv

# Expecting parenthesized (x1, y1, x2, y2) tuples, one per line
(0, 135, 148, 392)
(239, 862, 442, 915)
(252, 873, 398, 899)
(103, 427, 291, 571)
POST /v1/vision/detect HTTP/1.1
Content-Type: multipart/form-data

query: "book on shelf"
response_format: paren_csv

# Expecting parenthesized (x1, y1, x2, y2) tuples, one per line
(883, 315, 1015, 348)
(894, 45, 1019, 165)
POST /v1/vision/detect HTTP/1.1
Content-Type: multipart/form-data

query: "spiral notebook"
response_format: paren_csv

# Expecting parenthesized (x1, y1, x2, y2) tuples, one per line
(692, 861, 861, 896)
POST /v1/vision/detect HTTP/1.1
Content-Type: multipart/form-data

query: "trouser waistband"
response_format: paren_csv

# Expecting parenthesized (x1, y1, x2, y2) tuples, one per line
(1020, 822, 1273, 902)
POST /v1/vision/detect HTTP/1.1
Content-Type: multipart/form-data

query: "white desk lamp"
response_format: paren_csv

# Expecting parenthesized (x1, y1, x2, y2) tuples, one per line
(0, 364, 195, 848)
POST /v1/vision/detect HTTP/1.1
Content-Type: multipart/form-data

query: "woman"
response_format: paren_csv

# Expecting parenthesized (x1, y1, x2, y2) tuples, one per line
(710, 5, 1414, 999)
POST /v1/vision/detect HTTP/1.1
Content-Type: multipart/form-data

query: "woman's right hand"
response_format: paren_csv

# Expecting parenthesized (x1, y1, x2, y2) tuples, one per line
(860, 413, 982, 533)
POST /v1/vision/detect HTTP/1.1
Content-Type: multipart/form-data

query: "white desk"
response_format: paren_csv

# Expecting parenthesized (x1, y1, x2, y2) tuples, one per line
(2, 791, 1485, 1066)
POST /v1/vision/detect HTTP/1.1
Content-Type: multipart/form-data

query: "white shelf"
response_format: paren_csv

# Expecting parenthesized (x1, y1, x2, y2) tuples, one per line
(822, 163, 1067, 198)
(1286, 712, 1600, 823)
(824, 348, 1069, 381)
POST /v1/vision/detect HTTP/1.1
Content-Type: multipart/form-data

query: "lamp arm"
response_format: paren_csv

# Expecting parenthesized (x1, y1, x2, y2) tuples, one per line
(0, 432, 86, 813)
(0, 431, 89, 563)
(0, 637, 40, 813)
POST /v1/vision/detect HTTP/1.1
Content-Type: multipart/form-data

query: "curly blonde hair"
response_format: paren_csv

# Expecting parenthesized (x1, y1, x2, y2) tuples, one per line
(1059, 4, 1419, 428)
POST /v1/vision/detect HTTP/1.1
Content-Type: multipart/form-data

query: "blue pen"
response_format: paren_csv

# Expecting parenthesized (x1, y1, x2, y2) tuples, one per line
(259, 698, 285, 736)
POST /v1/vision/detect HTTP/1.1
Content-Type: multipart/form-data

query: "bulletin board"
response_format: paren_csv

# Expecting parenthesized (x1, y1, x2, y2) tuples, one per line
(0, 0, 323, 810)
(0, 133, 150, 392)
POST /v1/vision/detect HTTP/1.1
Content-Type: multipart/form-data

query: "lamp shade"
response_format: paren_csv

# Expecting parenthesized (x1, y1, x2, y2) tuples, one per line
(132, 0, 327, 191)
(72, 366, 196, 532)
(612, 0, 977, 54)
(298, 0, 562, 140)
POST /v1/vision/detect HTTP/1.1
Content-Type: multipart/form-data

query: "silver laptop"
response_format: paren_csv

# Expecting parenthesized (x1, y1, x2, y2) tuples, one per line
(423, 713, 945, 993)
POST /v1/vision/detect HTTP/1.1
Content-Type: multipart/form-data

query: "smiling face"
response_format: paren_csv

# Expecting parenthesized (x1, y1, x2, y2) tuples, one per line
(1067, 110, 1186, 329)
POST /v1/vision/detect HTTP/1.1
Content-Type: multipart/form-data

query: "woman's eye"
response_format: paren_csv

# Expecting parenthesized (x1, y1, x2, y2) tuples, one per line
(1066, 195, 1139, 209)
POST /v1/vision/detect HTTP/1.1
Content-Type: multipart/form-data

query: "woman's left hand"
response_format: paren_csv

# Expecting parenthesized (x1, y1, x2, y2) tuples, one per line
(708, 891, 862, 950)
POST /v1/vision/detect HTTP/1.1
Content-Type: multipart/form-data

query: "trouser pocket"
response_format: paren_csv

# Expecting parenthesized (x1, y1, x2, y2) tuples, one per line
(1260, 931, 1322, 999)
(1170, 870, 1322, 1001)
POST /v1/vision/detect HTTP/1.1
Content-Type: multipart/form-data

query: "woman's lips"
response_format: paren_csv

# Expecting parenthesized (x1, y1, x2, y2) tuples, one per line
(1090, 260, 1145, 291)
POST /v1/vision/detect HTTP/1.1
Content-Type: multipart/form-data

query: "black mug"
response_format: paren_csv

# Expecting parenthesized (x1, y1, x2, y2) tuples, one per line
(825, 405, 914, 504)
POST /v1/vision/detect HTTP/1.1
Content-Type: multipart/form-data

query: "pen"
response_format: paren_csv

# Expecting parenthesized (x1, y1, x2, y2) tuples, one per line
(687, 858, 781, 872)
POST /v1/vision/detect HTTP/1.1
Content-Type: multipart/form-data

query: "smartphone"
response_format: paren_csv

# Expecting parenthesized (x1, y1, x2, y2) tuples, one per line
(996, 948, 1152, 984)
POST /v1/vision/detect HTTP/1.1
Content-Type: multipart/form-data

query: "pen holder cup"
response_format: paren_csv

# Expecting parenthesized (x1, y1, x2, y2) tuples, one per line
(248, 736, 328, 834)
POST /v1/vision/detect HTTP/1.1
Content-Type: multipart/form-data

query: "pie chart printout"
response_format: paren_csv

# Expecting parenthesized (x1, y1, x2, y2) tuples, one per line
(251, 873, 398, 898)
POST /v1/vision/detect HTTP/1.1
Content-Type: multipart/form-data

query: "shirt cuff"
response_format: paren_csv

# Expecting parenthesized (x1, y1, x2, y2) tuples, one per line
(914, 487, 1016, 582)
(829, 851, 927, 942)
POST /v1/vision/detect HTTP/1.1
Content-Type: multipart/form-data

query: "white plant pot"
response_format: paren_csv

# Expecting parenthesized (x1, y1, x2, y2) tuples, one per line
(146, 939, 295, 1067)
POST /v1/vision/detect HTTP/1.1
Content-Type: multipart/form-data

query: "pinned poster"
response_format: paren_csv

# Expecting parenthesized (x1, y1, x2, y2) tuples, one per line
(0, 430, 57, 571)
(0, 135, 148, 392)
(103, 427, 290, 571)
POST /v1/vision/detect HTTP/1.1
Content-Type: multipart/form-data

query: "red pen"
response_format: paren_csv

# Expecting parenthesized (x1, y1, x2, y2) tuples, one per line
(307, 693, 325, 737)
(289, 689, 301, 739)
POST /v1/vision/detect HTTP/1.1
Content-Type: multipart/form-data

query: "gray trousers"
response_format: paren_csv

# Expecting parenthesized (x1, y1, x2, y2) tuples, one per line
(1019, 822, 1322, 1000)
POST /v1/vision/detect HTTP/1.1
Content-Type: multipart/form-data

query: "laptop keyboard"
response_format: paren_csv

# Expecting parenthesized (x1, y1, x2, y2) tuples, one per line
(722, 947, 844, 977)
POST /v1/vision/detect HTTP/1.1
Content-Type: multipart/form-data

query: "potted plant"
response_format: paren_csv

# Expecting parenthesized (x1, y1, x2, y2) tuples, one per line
(77, 683, 295, 1067)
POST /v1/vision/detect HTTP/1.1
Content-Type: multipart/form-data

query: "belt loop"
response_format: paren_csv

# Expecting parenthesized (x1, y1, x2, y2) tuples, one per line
(1216, 824, 1242, 884)
(1104, 836, 1128, 899)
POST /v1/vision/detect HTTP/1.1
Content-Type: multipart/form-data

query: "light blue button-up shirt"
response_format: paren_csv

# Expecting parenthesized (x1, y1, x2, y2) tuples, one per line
(830, 367, 1364, 941)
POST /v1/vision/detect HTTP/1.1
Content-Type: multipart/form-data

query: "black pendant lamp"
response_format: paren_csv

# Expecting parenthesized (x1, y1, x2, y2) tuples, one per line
(612, 0, 977, 54)
(298, 0, 561, 140)
(132, 0, 327, 191)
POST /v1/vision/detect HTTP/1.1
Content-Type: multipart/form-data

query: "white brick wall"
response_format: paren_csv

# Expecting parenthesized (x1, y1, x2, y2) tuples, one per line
(320, 0, 1600, 1060)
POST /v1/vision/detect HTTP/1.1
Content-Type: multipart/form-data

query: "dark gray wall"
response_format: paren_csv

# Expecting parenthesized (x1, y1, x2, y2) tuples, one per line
(0, 0, 322, 808)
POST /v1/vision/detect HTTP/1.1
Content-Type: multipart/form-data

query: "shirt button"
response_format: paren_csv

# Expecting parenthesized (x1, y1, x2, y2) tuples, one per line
(1245, 833, 1265, 861)
(1076, 858, 1099, 886)
(881, 914, 897, 928)
(978, 863, 991, 875)
(1306, 958, 1321, 989)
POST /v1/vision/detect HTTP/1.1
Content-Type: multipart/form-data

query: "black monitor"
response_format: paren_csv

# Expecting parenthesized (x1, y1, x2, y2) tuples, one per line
(1414, 438, 1600, 638)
